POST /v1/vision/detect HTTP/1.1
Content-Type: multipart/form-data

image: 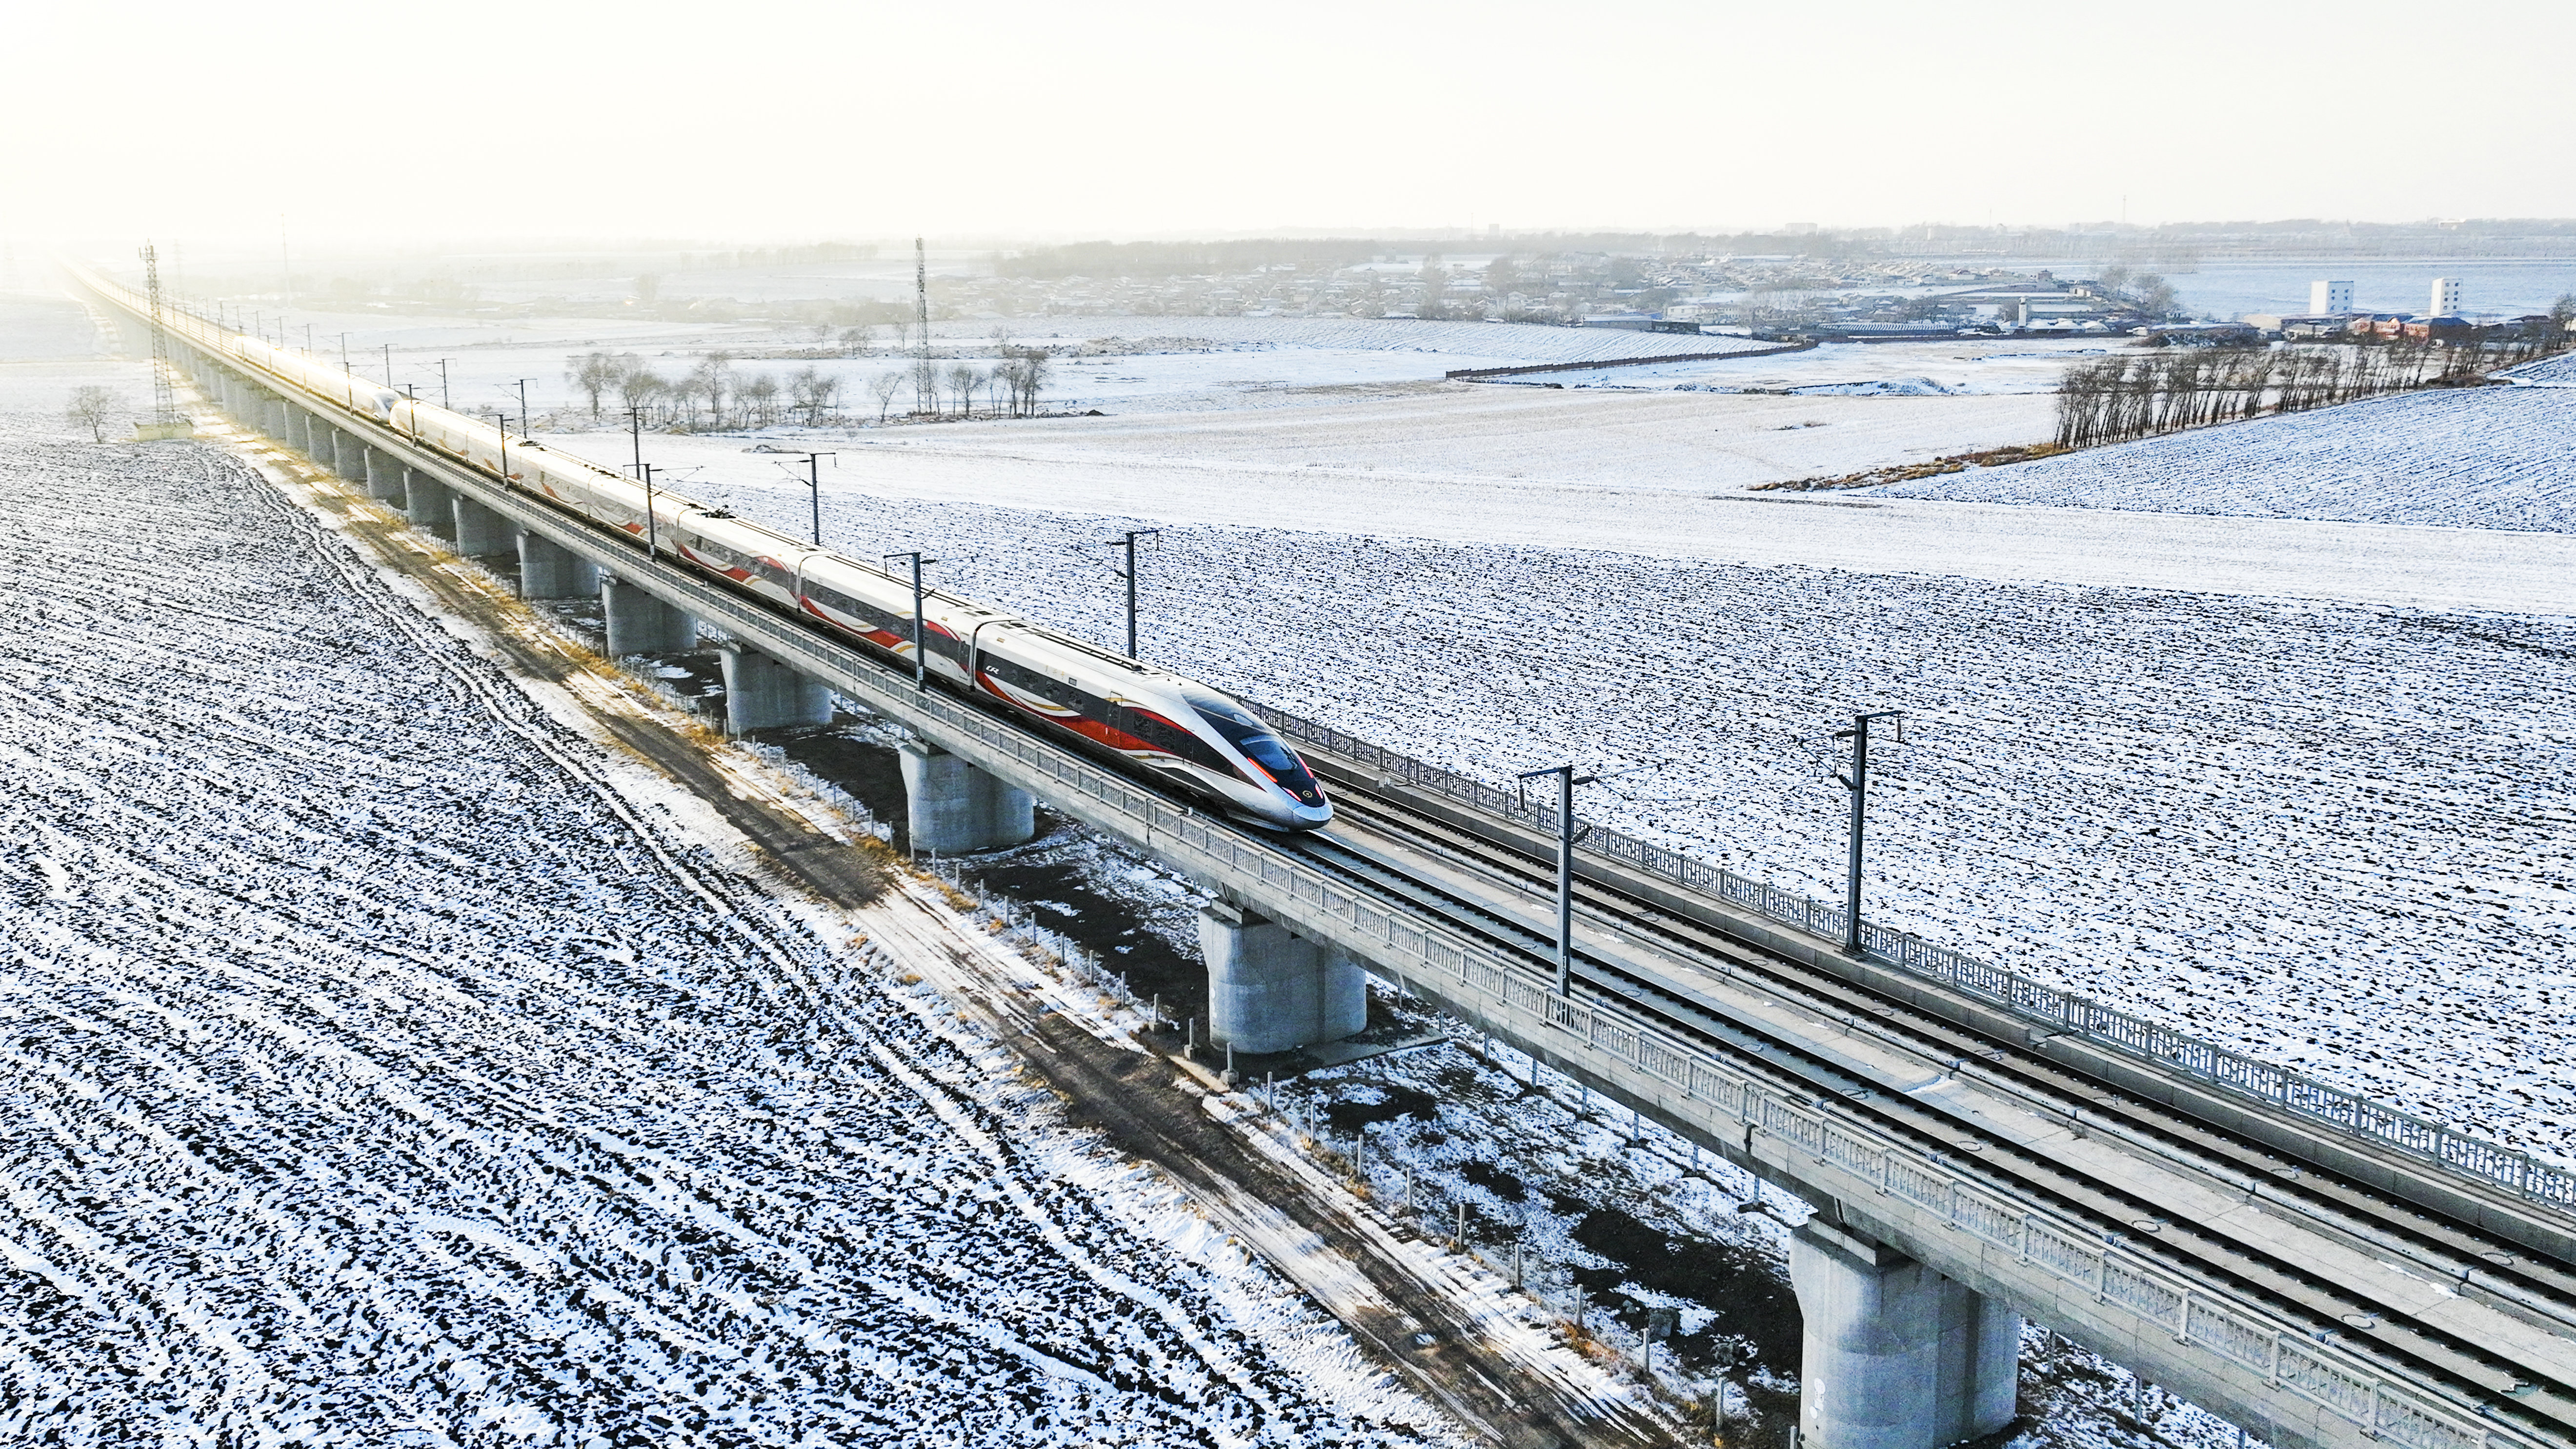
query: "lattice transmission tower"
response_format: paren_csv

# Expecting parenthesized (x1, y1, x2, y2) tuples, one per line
(913, 236, 933, 417)
(139, 242, 177, 430)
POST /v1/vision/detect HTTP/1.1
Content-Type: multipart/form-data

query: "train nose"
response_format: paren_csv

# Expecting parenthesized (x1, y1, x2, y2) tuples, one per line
(1292, 801, 1334, 828)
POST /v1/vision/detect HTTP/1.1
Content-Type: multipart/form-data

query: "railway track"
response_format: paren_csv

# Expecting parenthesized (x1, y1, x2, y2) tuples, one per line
(1283, 769, 2576, 1445)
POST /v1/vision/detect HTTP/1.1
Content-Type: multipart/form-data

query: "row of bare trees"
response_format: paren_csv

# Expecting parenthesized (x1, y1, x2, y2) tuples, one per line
(566, 351, 847, 429)
(567, 346, 1051, 431)
(2053, 332, 2567, 448)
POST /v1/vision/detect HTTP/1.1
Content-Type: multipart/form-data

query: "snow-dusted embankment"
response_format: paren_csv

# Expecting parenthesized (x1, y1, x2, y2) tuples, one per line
(0, 399, 1455, 1445)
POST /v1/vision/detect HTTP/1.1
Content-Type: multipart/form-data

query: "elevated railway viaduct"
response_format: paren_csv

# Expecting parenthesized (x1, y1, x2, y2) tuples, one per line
(75, 268, 2576, 1449)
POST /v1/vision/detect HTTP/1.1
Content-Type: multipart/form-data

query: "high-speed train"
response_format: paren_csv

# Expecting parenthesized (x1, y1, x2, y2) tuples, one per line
(213, 330, 1333, 831)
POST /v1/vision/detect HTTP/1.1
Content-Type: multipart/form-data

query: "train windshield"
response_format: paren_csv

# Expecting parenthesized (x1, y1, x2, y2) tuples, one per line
(1187, 696, 1327, 806)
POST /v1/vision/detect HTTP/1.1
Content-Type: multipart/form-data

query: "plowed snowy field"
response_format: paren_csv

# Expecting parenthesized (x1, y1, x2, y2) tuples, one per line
(0, 374, 1456, 1446)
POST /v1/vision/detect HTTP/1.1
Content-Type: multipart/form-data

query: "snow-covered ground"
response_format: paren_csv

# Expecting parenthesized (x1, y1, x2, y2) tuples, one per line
(153, 305, 1773, 421)
(567, 464, 2576, 1167)
(543, 412, 2572, 615)
(0, 356, 1463, 1444)
(1878, 383, 2576, 533)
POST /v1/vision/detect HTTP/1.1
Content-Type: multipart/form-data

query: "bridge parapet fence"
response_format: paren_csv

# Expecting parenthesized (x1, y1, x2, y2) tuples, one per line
(81, 271, 2557, 1449)
(1254, 702, 2576, 1220)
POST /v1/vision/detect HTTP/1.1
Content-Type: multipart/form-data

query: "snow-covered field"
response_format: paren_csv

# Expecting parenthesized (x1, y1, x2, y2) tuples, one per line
(543, 410, 2573, 615)
(1879, 382, 2576, 533)
(593, 466, 2576, 1167)
(0, 359, 1460, 1444)
(143, 304, 1772, 421)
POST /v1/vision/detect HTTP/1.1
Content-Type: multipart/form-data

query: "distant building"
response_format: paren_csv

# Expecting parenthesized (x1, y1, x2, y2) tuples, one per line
(1783, 222, 1818, 236)
(2310, 280, 2355, 315)
(2244, 313, 2346, 338)
(1581, 315, 1702, 334)
(2138, 322, 2261, 346)
(2431, 278, 2462, 315)
(2401, 315, 2472, 341)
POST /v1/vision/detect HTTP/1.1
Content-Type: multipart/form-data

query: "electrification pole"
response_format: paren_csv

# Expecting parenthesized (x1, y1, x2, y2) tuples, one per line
(510, 379, 533, 435)
(382, 343, 394, 387)
(640, 464, 664, 560)
(886, 552, 938, 689)
(1516, 763, 1598, 996)
(1832, 709, 1906, 958)
(1101, 528, 1161, 658)
(793, 452, 836, 544)
(436, 359, 450, 410)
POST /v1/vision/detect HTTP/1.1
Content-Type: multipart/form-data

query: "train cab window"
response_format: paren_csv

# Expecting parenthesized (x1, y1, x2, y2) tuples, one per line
(1186, 694, 1327, 805)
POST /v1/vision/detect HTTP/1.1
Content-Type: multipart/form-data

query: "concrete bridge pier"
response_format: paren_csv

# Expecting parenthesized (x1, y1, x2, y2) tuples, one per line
(1790, 1218, 2022, 1449)
(451, 493, 513, 556)
(897, 741, 1034, 854)
(516, 530, 598, 598)
(404, 471, 456, 537)
(719, 641, 834, 734)
(362, 446, 404, 501)
(330, 427, 362, 482)
(1198, 901, 1368, 1053)
(600, 572, 697, 656)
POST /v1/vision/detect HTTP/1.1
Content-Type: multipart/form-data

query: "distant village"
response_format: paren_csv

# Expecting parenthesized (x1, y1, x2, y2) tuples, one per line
(923, 252, 2565, 350)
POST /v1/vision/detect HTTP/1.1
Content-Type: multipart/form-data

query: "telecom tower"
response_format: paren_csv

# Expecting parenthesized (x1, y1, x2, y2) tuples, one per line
(136, 243, 187, 440)
(913, 236, 933, 416)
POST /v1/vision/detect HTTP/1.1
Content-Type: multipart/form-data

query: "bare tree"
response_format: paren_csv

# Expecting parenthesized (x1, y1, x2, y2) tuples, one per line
(788, 366, 839, 427)
(65, 385, 121, 442)
(1001, 347, 1052, 417)
(742, 372, 781, 427)
(948, 364, 981, 419)
(688, 352, 735, 429)
(668, 374, 707, 429)
(566, 351, 622, 418)
(869, 370, 905, 423)
(615, 360, 666, 419)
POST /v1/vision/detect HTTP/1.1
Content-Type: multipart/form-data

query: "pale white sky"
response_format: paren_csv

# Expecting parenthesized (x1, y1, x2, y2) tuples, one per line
(6, 0, 2570, 246)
